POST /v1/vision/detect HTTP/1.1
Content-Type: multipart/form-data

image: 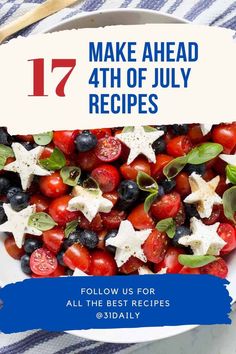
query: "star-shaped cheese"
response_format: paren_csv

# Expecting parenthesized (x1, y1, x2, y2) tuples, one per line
(105, 220, 151, 267)
(184, 172, 222, 218)
(0, 204, 42, 248)
(138, 266, 167, 275)
(178, 217, 226, 256)
(4, 143, 51, 190)
(200, 124, 213, 136)
(116, 126, 164, 164)
(73, 268, 89, 276)
(67, 185, 113, 222)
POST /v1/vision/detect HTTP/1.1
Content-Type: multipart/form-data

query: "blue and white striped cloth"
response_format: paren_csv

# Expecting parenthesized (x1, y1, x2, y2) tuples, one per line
(0, 1, 235, 353)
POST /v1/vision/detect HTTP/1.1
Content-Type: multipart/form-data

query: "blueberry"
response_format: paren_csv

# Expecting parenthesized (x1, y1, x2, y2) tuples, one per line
(105, 230, 118, 253)
(157, 185, 165, 197)
(78, 230, 98, 249)
(160, 179, 176, 193)
(20, 254, 31, 275)
(57, 251, 66, 266)
(185, 163, 206, 176)
(0, 128, 12, 146)
(172, 124, 188, 135)
(0, 177, 11, 194)
(152, 138, 166, 154)
(63, 231, 80, 250)
(75, 131, 97, 152)
(172, 226, 191, 248)
(7, 186, 22, 201)
(20, 142, 35, 151)
(185, 204, 200, 219)
(24, 238, 43, 254)
(10, 192, 29, 211)
(118, 180, 139, 203)
(66, 269, 74, 276)
(0, 202, 7, 225)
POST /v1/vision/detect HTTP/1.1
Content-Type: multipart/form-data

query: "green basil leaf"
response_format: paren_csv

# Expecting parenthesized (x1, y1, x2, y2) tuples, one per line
(40, 147, 66, 171)
(143, 126, 158, 132)
(0, 144, 14, 169)
(226, 165, 236, 185)
(28, 212, 57, 231)
(156, 218, 176, 239)
(163, 156, 188, 180)
(178, 254, 217, 268)
(122, 126, 133, 133)
(33, 132, 53, 146)
(144, 192, 158, 213)
(222, 186, 236, 224)
(187, 143, 223, 165)
(83, 177, 99, 190)
(137, 171, 158, 193)
(60, 166, 81, 186)
(65, 220, 78, 238)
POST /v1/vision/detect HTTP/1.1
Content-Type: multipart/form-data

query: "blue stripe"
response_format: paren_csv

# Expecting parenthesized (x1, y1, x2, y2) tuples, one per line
(137, 0, 168, 11)
(120, 0, 133, 8)
(221, 15, 236, 30)
(80, 0, 106, 12)
(168, 0, 184, 14)
(78, 342, 134, 354)
(54, 340, 96, 354)
(184, 0, 218, 21)
(0, 4, 20, 26)
(210, 3, 236, 25)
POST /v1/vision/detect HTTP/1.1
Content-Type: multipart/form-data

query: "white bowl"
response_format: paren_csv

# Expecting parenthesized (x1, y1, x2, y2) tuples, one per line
(1, 8, 235, 344)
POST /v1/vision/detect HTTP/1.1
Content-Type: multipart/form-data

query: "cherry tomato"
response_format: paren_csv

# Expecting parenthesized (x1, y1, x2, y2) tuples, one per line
(151, 154, 173, 180)
(175, 172, 191, 197)
(203, 169, 215, 182)
(120, 157, 151, 180)
(188, 124, 208, 143)
(39, 146, 54, 160)
(179, 267, 200, 274)
(212, 157, 227, 175)
(143, 229, 169, 264)
(174, 202, 186, 226)
(154, 247, 184, 273)
(167, 135, 192, 157)
(91, 164, 120, 193)
(77, 150, 100, 171)
(215, 176, 228, 197)
(119, 257, 144, 274)
(79, 213, 103, 232)
(49, 196, 79, 226)
(97, 230, 107, 250)
(95, 136, 122, 162)
(30, 194, 49, 212)
(202, 205, 221, 225)
(88, 250, 117, 276)
(91, 128, 111, 139)
(128, 203, 155, 230)
(4, 235, 24, 260)
(43, 227, 64, 254)
(17, 135, 34, 143)
(103, 191, 119, 206)
(217, 223, 236, 255)
(63, 243, 91, 272)
(102, 210, 126, 229)
(39, 172, 69, 198)
(212, 124, 236, 153)
(30, 248, 58, 276)
(53, 130, 78, 155)
(151, 192, 181, 220)
(32, 264, 66, 278)
(200, 258, 228, 278)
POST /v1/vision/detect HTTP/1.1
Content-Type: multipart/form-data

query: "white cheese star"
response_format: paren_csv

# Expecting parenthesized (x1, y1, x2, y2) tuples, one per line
(67, 185, 113, 222)
(0, 204, 42, 248)
(105, 220, 151, 267)
(178, 217, 225, 256)
(4, 143, 51, 190)
(200, 124, 213, 136)
(138, 266, 167, 275)
(184, 172, 222, 218)
(73, 268, 89, 276)
(116, 126, 164, 164)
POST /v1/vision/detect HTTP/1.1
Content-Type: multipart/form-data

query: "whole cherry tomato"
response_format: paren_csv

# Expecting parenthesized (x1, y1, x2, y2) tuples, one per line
(90, 128, 111, 139)
(143, 229, 169, 264)
(30, 248, 58, 276)
(43, 227, 64, 254)
(217, 223, 236, 255)
(91, 164, 120, 193)
(79, 213, 103, 232)
(88, 250, 117, 276)
(103, 191, 119, 206)
(119, 256, 144, 274)
(53, 130, 78, 155)
(179, 267, 200, 274)
(188, 124, 208, 143)
(167, 135, 192, 157)
(175, 172, 191, 197)
(200, 258, 228, 278)
(77, 150, 100, 171)
(4, 235, 24, 260)
(212, 124, 236, 153)
(101, 210, 126, 229)
(39, 172, 69, 198)
(17, 135, 34, 143)
(151, 192, 181, 220)
(154, 247, 184, 273)
(49, 196, 79, 226)
(128, 203, 155, 230)
(202, 205, 221, 225)
(63, 243, 91, 272)
(30, 194, 49, 212)
(151, 154, 173, 180)
(120, 157, 151, 180)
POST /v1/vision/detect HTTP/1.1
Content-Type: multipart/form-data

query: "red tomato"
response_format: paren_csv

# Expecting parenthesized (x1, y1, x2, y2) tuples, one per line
(151, 154, 173, 180)
(97, 230, 107, 250)
(77, 150, 100, 171)
(202, 205, 221, 225)
(212, 124, 236, 153)
(151, 192, 181, 220)
(120, 257, 144, 274)
(203, 169, 215, 182)
(102, 210, 126, 229)
(120, 157, 151, 180)
(49, 196, 79, 226)
(175, 172, 191, 197)
(17, 134, 34, 142)
(217, 223, 236, 255)
(32, 264, 66, 278)
(39, 172, 69, 198)
(154, 247, 184, 273)
(188, 124, 208, 143)
(95, 136, 122, 162)
(4, 235, 24, 260)
(91, 128, 111, 139)
(79, 213, 103, 232)
(88, 250, 117, 276)
(212, 157, 227, 175)
(179, 267, 200, 274)
(167, 135, 192, 157)
(91, 164, 120, 193)
(128, 203, 155, 230)
(143, 229, 169, 264)
(30, 248, 58, 276)
(43, 227, 64, 254)
(53, 130, 78, 155)
(103, 191, 119, 206)
(30, 194, 49, 212)
(215, 176, 228, 197)
(200, 258, 228, 278)
(63, 243, 91, 272)
(174, 202, 186, 226)
(39, 146, 54, 160)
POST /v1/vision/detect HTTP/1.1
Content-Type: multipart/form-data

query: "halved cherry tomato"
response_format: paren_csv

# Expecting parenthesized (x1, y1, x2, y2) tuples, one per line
(174, 202, 186, 226)
(53, 130, 78, 155)
(103, 191, 119, 206)
(79, 213, 103, 232)
(120, 157, 151, 180)
(32, 264, 66, 278)
(30, 248, 58, 276)
(151, 154, 173, 180)
(175, 172, 191, 197)
(154, 247, 184, 273)
(63, 243, 91, 271)
(217, 223, 236, 255)
(179, 267, 200, 274)
(128, 203, 155, 230)
(151, 192, 181, 220)
(91, 164, 120, 193)
(95, 136, 122, 162)
(188, 124, 208, 143)
(88, 250, 117, 276)
(200, 258, 228, 278)
(167, 135, 192, 157)
(212, 124, 236, 153)
(39, 172, 69, 198)
(30, 194, 49, 212)
(91, 128, 111, 139)
(77, 150, 100, 171)
(49, 195, 79, 226)
(143, 229, 169, 264)
(4, 235, 24, 260)
(119, 257, 144, 274)
(43, 227, 64, 254)
(102, 210, 126, 229)
(202, 205, 221, 225)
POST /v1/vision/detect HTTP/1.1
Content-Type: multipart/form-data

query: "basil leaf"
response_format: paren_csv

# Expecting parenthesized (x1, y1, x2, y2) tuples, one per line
(0, 144, 14, 169)
(40, 147, 66, 171)
(28, 212, 57, 231)
(83, 177, 99, 191)
(163, 156, 188, 180)
(122, 126, 133, 133)
(60, 166, 81, 187)
(222, 186, 236, 223)
(137, 171, 158, 193)
(144, 192, 158, 213)
(33, 132, 53, 146)
(178, 255, 217, 268)
(226, 165, 236, 185)
(187, 143, 223, 164)
(144, 126, 158, 132)
(65, 220, 78, 238)
(156, 218, 176, 239)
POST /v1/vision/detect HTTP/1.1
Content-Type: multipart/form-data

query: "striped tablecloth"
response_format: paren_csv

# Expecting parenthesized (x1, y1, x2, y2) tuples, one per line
(0, 1, 235, 353)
